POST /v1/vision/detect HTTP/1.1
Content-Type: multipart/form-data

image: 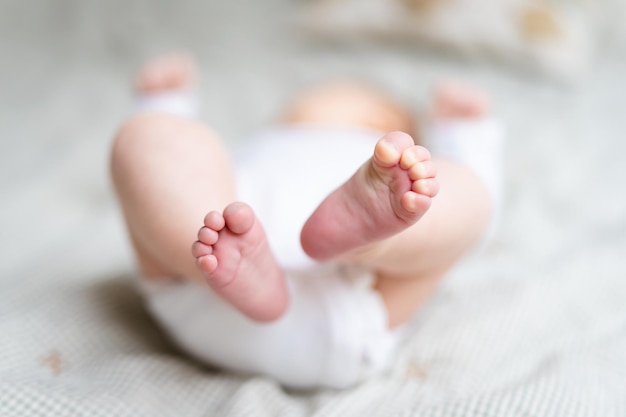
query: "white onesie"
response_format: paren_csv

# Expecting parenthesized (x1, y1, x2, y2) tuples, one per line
(136, 112, 503, 389)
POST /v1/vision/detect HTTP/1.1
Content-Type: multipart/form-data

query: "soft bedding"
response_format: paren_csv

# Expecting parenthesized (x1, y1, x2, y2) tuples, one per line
(1, 0, 626, 415)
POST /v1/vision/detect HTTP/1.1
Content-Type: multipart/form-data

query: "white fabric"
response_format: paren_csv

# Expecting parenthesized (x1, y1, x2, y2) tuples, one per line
(135, 91, 199, 119)
(138, 264, 396, 389)
(427, 117, 505, 244)
(139, 126, 396, 389)
(427, 118, 504, 207)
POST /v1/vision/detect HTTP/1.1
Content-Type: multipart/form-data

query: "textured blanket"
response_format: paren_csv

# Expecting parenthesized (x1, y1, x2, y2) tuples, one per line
(1, 0, 625, 416)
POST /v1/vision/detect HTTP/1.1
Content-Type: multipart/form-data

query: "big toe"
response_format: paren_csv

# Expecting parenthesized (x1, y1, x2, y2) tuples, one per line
(223, 202, 256, 234)
(373, 131, 416, 168)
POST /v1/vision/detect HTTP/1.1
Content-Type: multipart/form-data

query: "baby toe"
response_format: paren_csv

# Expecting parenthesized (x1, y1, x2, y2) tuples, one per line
(223, 202, 255, 234)
(409, 160, 437, 180)
(192, 240, 213, 258)
(374, 132, 416, 167)
(204, 211, 226, 231)
(412, 178, 439, 197)
(196, 254, 218, 275)
(198, 226, 219, 245)
(401, 191, 432, 214)
(400, 145, 431, 170)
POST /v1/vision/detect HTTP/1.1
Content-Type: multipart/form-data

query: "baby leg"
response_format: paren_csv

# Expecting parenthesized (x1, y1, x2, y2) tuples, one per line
(374, 83, 503, 326)
(300, 81, 501, 327)
(111, 55, 288, 321)
(133, 53, 199, 118)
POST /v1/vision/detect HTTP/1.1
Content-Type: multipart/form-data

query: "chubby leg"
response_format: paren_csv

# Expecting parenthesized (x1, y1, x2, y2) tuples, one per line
(296, 82, 495, 327)
(111, 56, 288, 321)
(111, 112, 235, 282)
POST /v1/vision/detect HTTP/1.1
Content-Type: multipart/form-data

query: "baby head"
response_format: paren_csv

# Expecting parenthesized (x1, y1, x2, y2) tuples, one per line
(282, 81, 419, 141)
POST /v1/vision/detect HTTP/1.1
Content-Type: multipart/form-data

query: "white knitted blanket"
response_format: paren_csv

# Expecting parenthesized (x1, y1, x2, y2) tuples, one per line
(1, 0, 625, 415)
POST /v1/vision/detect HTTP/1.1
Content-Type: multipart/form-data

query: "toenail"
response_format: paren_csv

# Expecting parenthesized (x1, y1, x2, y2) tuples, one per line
(375, 140, 400, 166)
(379, 140, 397, 154)
(400, 150, 418, 169)
(414, 179, 429, 194)
(414, 162, 427, 178)
(404, 192, 419, 211)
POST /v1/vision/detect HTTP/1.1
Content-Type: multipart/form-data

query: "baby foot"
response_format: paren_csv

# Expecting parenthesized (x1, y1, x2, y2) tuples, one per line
(135, 52, 198, 94)
(134, 53, 199, 119)
(192, 202, 288, 322)
(427, 80, 502, 215)
(300, 131, 438, 260)
(432, 80, 490, 121)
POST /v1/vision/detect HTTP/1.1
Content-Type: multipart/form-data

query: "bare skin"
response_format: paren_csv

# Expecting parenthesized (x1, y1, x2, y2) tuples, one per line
(192, 203, 288, 322)
(430, 81, 490, 120)
(283, 82, 419, 140)
(111, 54, 492, 327)
(193, 133, 439, 321)
(134, 53, 198, 93)
(300, 131, 437, 260)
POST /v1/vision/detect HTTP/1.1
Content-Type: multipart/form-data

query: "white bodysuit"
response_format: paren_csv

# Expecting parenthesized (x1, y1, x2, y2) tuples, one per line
(137, 114, 503, 389)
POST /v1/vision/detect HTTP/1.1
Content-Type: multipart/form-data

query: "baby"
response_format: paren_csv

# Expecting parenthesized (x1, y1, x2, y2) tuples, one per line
(110, 54, 503, 389)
